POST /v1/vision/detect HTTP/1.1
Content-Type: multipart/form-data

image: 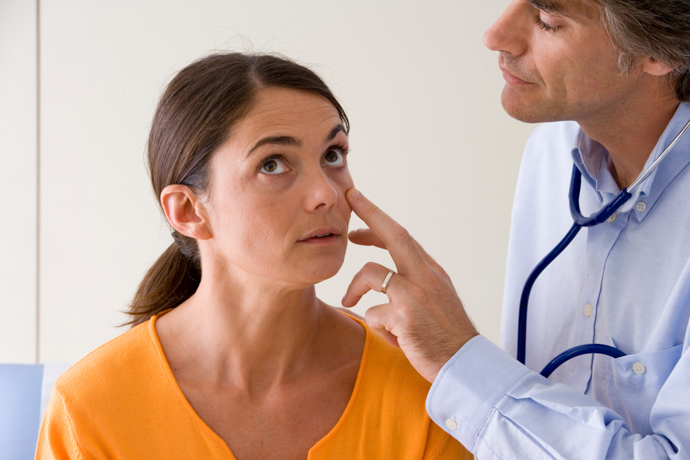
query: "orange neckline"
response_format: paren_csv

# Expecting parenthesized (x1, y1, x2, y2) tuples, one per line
(147, 310, 371, 459)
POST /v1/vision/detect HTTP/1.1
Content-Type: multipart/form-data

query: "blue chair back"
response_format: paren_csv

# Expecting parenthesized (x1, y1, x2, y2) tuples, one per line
(0, 364, 44, 460)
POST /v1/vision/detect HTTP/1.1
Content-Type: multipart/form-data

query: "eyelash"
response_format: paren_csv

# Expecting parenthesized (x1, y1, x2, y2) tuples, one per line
(325, 143, 350, 168)
(258, 154, 284, 174)
(257, 143, 351, 174)
(535, 15, 560, 33)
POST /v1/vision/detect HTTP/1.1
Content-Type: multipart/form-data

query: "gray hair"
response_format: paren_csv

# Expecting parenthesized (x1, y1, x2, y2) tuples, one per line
(593, 0, 690, 102)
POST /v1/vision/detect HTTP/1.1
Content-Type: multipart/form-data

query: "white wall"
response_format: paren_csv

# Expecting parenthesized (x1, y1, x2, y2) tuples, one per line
(3, 0, 535, 363)
(0, 0, 37, 363)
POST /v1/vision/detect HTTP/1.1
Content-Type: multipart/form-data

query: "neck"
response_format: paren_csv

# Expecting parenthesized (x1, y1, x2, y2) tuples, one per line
(162, 267, 332, 393)
(579, 80, 679, 189)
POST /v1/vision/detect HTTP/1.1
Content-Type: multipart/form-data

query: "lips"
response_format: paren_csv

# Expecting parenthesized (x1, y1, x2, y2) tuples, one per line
(298, 227, 342, 242)
(500, 65, 531, 84)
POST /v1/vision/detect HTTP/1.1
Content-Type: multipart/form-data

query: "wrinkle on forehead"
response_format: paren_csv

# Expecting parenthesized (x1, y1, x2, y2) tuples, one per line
(241, 92, 340, 137)
(217, 87, 344, 158)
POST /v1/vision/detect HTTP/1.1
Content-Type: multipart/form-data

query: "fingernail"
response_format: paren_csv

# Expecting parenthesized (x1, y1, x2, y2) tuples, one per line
(349, 188, 361, 199)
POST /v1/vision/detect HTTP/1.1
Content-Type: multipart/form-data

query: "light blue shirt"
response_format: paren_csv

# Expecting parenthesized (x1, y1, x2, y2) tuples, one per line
(427, 103, 690, 459)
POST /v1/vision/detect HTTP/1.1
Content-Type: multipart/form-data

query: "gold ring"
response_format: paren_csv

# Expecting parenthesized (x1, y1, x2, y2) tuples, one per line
(381, 270, 395, 294)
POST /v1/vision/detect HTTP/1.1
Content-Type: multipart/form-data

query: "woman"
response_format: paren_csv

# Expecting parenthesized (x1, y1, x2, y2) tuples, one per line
(36, 53, 470, 459)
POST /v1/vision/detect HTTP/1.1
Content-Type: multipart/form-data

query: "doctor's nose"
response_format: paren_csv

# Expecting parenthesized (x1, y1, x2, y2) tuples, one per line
(483, 0, 529, 57)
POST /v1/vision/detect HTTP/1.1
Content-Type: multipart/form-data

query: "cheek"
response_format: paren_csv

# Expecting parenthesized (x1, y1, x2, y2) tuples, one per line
(210, 183, 287, 248)
(532, 31, 589, 82)
(237, 195, 293, 240)
(557, 33, 620, 93)
(334, 167, 354, 192)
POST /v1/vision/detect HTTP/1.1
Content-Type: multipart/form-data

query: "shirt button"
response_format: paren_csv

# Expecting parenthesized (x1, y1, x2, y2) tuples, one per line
(606, 213, 617, 223)
(636, 201, 647, 212)
(633, 362, 646, 375)
(583, 304, 593, 317)
(445, 419, 458, 430)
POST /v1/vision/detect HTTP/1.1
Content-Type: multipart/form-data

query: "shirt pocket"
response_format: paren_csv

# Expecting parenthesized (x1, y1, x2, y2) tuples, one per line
(602, 344, 682, 436)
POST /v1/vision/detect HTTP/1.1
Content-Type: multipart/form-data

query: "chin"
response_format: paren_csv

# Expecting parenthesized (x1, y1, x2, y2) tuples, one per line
(301, 257, 346, 286)
(501, 87, 563, 124)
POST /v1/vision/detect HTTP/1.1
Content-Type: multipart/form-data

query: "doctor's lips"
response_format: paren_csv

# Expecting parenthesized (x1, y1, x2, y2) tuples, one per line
(297, 227, 343, 244)
(500, 65, 532, 86)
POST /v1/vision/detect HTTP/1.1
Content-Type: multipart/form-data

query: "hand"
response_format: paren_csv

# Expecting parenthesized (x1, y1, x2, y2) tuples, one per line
(342, 189, 479, 382)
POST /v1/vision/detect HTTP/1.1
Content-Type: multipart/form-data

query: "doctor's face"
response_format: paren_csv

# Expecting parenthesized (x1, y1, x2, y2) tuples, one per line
(484, 0, 642, 125)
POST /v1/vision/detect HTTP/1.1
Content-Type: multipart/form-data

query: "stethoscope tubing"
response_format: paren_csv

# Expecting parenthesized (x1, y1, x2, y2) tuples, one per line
(517, 118, 690, 377)
(540, 344, 627, 378)
(517, 166, 632, 368)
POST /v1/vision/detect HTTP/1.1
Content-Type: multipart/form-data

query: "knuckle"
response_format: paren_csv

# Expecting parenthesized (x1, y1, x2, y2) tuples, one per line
(393, 226, 413, 246)
(431, 265, 451, 284)
(396, 303, 415, 325)
(363, 261, 380, 273)
(364, 201, 380, 217)
(364, 307, 382, 325)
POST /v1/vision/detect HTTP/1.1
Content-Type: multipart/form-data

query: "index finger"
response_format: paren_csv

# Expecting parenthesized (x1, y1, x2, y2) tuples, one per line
(346, 188, 425, 273)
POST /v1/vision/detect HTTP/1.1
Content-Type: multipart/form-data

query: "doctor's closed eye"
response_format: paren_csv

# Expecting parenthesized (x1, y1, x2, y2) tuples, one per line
(535, 10, 562, 32)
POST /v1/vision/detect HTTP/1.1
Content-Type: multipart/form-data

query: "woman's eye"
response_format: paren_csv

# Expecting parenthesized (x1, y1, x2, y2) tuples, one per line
(260, 157, 288, 175)
(323, 149, 346, 167)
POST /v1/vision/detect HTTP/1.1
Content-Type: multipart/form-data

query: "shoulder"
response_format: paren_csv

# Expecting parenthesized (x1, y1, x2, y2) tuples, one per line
(525, 120, 581, 154)
(511, 121, 581, 219)
(54, 320, 162, 403)
(520, 121, 581, 174)
(339, 322, 470, 459)
(362, 326, 431, 395)
(45, 318, 194, 456)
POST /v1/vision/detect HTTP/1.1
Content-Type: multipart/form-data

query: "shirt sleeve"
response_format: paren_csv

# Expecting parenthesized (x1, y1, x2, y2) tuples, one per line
(35, 387, 84, 460)
(426, 336, 688, 460)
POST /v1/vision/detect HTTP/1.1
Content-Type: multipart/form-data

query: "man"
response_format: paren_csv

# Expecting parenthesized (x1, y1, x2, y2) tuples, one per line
(342, 0, 690, 458)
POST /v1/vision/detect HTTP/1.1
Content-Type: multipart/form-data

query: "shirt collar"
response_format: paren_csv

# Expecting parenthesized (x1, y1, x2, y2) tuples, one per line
(570, 103, 690, 219)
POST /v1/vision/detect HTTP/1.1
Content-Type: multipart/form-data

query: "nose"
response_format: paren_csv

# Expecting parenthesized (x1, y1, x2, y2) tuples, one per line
(483, 0, 530, 57)
(305, 167, 339, 212)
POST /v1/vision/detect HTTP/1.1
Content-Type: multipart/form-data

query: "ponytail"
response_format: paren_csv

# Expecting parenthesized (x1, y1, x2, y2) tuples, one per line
(125, 233, 201, 327)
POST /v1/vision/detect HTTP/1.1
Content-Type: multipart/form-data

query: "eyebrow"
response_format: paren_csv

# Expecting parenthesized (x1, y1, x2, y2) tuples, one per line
(528, 0, 568, 15)
(247, 124, 346, 156)
(248, 135, 301, 155)
(325, 124, 346, 142)
(531, 0, 598, 24)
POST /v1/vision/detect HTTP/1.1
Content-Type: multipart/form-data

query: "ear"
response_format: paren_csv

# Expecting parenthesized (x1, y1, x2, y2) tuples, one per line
(160, 185, 213, 240)
(640, 56, 674, 77)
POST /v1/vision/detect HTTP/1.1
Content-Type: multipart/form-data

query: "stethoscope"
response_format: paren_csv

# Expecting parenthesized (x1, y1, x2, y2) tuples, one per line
(518, 118, 690, 378)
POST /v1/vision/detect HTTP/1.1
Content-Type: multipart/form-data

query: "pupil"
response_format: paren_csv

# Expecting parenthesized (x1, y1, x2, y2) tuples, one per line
(265, 161, 276, 172)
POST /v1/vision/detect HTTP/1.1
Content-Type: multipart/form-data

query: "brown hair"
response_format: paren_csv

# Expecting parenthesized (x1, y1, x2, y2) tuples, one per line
(126, 53, 349, 326)
(591, 0, 690, 101)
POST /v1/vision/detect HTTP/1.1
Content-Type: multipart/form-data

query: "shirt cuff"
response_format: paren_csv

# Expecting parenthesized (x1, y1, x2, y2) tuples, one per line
(425, 335, 530, 450)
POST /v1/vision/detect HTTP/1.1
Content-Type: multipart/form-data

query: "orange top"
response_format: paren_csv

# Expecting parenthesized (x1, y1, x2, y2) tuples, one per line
(36, 313, 470, 459)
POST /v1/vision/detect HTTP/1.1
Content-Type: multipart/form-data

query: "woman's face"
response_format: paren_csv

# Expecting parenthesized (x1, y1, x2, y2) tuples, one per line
(202, 87, 353, 288)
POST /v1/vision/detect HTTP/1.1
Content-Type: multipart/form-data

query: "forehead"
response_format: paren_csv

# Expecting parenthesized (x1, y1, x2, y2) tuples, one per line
(210, 87, 345, 171)
(235, 87, 341, 139)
